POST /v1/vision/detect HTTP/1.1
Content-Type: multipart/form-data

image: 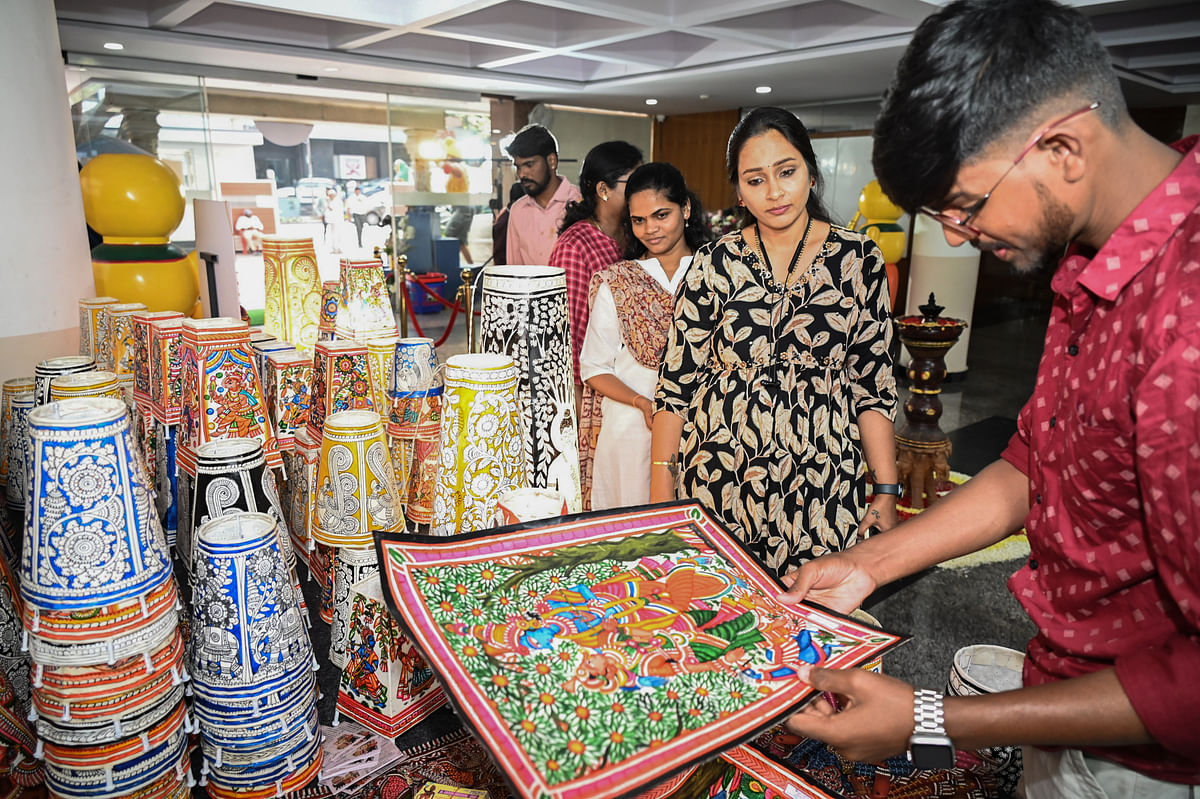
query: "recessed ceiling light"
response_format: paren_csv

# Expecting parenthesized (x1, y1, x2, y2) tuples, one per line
(323, 66, 339, 72)
(103, 42, 124, 50)
(699, 94, 710, 100)
(645, 98, 658, 106)
(755, 85, 772, 94)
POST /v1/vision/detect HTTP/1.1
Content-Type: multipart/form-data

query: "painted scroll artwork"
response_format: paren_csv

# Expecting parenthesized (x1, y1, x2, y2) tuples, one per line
(376, 502, 904, 799)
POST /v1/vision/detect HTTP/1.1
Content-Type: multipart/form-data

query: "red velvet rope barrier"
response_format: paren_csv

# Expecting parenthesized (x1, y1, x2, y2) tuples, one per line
(402, 275, 485, 348)
(402, 278, 461, 347)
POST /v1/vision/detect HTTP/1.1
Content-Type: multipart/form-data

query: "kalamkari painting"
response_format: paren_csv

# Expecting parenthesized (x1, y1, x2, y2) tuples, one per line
(376, 502, 905, 799)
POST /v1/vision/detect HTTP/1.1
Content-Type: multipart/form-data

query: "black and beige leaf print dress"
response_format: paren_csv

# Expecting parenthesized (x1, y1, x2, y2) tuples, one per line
(654, 226, 897, 578)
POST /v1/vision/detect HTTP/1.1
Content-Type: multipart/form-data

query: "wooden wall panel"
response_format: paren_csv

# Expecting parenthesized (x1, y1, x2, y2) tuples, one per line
(651, 109, 740, 215)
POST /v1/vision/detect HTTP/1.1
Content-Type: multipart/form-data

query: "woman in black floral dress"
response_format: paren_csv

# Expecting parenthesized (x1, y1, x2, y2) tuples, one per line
(650, 107, 899, 578)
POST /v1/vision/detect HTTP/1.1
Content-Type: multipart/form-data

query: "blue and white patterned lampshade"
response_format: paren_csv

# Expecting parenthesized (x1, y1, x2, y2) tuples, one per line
(20, 398, 172, 613)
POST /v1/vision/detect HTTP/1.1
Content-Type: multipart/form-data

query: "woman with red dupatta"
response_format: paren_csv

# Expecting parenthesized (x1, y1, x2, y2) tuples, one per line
(578, 163, 713, 510)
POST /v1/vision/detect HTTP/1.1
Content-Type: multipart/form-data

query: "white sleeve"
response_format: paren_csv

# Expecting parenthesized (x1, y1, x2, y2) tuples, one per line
(579, 282, 622, 382)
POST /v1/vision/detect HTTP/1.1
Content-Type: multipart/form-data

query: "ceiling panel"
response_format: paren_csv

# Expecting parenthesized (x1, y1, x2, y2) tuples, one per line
(425, 1, 645, 50)
(355, 31, 532, 68)
(697, 1, 914, 48)
(172, 3, 388, 49)
(55, 0, 1200, 117)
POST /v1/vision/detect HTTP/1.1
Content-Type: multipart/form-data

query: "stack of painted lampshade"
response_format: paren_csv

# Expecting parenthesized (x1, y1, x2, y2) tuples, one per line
(264, 347, 313, 544)
(188, 437, 306, 621)
(0, 377, 34, 516)
(78, 297, 119, 361)
(332, 256, 399, 343)
(4, 389, 34, 520)
(311, 410, 404, 672)
(102, 302, 148, 398)
(175, 317, 283, 576)
(145, 314, 186, 548)
(190, 511, 322, 795)
(20, 398, 191, 796)
(130, 310, 185, 505)
(250, 338, 294, 391)
(387, 337, 443, 528)
(298, 340, 379, 621)
(315, 280, 339, 343)
(481, 265, 582, 511)
(33, 356, 96, 408)
(48, 371, 122, 404)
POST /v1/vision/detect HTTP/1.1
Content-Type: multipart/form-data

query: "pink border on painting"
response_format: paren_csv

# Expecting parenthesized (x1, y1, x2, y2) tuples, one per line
(720, 744, 843, 798)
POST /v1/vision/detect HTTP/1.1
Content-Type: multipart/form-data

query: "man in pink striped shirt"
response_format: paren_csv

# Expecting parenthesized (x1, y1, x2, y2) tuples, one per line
(505, 125, 580, 266)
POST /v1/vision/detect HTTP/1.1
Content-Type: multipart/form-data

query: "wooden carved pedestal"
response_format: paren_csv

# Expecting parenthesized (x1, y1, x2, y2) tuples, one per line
(896, 294, 966, 508)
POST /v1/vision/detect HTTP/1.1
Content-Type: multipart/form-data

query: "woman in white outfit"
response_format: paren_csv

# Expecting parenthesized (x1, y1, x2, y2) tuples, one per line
(578, 163, 712, 510)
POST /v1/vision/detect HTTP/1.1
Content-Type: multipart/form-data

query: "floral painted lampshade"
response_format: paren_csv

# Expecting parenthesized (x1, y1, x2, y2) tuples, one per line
(431, 354, 525, 535)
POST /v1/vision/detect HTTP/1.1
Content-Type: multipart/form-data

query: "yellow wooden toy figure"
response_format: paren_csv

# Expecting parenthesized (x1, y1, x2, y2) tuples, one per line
(848, 179, 906, 310)
(80, 154, 201, 315)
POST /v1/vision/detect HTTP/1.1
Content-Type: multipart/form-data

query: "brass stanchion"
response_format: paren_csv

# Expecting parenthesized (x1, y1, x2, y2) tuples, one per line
(461, 266, 475, 353)
(395, 254, 408, 338)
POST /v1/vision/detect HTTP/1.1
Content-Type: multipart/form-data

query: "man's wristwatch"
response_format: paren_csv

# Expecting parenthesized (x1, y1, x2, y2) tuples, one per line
(872, 482, 903, 496)
(907, 689, 955, 770)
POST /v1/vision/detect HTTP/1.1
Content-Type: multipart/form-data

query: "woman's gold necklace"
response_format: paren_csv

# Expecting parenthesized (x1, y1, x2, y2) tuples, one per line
(754, 215, 814, 390)
(755, 215, 814, 288)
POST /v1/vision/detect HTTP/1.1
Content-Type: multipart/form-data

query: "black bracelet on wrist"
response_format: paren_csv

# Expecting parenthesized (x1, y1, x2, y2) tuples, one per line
(872, 483, 903, 496)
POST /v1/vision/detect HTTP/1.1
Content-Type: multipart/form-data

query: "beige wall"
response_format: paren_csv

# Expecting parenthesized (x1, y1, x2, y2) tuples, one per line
(541, 108, 653, 184)
(0, 0, 94, 377)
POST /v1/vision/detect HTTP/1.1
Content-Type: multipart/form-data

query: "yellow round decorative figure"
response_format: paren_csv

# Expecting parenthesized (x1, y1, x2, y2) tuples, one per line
(849, 180, 906, 310)
(80, 154, 200, 314)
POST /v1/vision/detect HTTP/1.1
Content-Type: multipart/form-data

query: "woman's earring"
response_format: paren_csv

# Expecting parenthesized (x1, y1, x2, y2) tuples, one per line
(602, 194, 609, 203)
(737, 198, 744, 206)
(810, 179, 815, 187)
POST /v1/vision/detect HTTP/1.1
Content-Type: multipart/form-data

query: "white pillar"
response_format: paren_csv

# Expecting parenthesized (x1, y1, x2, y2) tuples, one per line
(0, 0, 95, 377)
(905, 215, 981, 374)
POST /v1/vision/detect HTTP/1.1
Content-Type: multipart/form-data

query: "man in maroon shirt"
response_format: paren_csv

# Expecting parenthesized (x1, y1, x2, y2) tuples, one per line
(780, 0, 1200, 794)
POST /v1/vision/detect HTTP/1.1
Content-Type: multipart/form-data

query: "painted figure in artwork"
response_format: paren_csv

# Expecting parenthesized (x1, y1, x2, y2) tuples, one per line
(346, 628, 386, 707)
(396, 647, 435, 701)
(281, 376, 311, 431)
(213, 372, 261, 437)
(180, 354, 200, 444)
(447, 546, 833, 694)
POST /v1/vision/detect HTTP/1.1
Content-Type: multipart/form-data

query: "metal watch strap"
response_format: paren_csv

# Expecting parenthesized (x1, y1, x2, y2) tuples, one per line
(873, 482, 903, 496)
(913, 689, 947, 735)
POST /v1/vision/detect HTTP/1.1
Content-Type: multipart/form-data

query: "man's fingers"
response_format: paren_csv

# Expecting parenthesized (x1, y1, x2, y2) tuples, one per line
(777, 566, 816, 604)
(804, 666, 855, 695)
(784, 705, 836, 739)
(795, 690, 837, 719)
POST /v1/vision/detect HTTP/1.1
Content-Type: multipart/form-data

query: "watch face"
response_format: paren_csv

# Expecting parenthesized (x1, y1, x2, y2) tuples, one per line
(909, 740, 956, 770)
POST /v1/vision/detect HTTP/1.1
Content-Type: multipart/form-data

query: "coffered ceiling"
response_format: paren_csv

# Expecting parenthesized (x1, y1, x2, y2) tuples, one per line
(55, 0, 1200, 116)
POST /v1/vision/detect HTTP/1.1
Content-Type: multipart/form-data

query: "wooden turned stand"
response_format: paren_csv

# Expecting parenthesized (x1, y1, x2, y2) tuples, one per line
(895, 294, 966, 508)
